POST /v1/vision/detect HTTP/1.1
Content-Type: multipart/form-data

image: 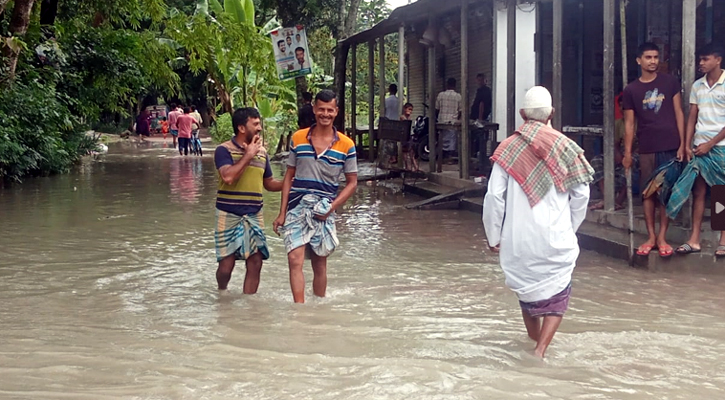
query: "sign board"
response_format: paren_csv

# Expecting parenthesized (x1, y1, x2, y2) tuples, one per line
(270, 26, 312, 80)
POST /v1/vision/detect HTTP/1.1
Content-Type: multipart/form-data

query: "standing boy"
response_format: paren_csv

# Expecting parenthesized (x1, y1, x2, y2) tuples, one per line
(622, 42, 685, 257)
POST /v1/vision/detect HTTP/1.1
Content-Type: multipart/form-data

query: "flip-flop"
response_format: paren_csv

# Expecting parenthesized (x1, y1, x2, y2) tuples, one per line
(715, 245, 725, 257)
(675, 243, 701, 254)
(658, 245, 674, 258)
(636, 244, 655, 256)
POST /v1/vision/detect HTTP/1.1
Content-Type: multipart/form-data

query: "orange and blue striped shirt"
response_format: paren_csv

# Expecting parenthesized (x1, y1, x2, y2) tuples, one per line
(286, 126, 357, 210)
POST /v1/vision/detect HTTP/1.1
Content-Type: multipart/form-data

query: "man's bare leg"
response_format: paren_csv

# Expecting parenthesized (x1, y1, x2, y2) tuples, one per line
(242, 252, 263, 294)
(288, 246, 306, 303)
(534, 315, 563, 358)
(216, 254, 236, 290)
(639, 196, 658, 251)
(521, 310, 541, 342)
(310, 252, 328, 298)
(684, 177, 708, 249)
(656, 201, 671, 251)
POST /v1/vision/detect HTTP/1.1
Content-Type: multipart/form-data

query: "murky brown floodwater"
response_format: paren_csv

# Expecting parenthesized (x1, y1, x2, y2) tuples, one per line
(1, 141, 725, 399)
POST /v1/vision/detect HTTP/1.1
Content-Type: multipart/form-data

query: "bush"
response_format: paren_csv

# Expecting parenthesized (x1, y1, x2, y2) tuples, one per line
(211, 113, 233, 144)
(0, 80, 94, 182)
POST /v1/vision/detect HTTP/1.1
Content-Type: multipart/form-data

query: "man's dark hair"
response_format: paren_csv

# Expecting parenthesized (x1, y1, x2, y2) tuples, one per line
(302, 92, 313, 102)
(162, 117, 167, 121)
(447, 78, 456, 88)
(232, 107, 261, 134)
(637, 42, 660, 58)
(477, 73, 485, 79)
(403, 102, 413, 109)
(389, 84, 398, 94)
(698, 43, 725, 59)
(295, 47, 305, 54)
(315, 90, 337, 104)
(191, 105, 197, 112)
(277, 40, 284, 47)
(170, 103, 176, 110)
(183, 107, 191, 114)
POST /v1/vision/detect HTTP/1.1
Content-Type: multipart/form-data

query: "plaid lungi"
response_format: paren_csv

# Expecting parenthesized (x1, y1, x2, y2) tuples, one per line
(666, 147, 725, 219)
(214, 209, 270, 262)
(283, 194, 339, 257)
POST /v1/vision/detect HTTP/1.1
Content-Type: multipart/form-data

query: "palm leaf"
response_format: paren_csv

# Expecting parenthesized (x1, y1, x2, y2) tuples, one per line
(224, 0, 247, 24)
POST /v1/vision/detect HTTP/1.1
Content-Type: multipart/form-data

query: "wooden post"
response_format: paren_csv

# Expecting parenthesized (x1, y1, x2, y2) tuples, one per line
(368, 40, 376, 160)
(398, 24, 405, 115)
(603, 0, 616, 211)
(506, 0, 516, 137)
(351, 44, 357, 145)
(706, 0, 713, 43)
(379, 36, 386, 119)
(428, 19, 437, 174)
(552, 0, 563, 130)
(682, 0, 697, 229)
(397, 24, 405, 169)
(379, 36, 386, 163)
(460, 0, 470, 178)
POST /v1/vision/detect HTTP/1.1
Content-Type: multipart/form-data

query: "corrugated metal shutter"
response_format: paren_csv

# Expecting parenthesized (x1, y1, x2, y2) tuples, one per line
(407, 40, 426, 119)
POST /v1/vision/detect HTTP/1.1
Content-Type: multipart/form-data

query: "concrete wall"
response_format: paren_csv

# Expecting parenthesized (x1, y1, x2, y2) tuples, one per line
(493, 2, 538, 141)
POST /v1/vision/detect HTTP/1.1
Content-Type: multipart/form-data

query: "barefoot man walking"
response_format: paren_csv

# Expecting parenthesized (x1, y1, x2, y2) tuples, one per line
(214, 108, 282, 292)
(273, 90, 358, 303)
(483, 87, 593, 358)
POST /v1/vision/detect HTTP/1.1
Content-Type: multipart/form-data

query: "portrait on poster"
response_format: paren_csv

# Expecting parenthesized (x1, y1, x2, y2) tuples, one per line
(270, 26, 312, 80)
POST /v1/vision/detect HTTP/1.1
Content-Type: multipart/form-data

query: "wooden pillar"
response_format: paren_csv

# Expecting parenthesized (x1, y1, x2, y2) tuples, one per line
(368, 40, 376, 160)
(397, 24, 405, 169)
(398, 24, 405, 115)
(379, 36, 386, 120)
(506, 0, 516, 137)
(552, 0, 563, 130)
(682, 0, 697, 228)
(460, 0, 470, 178)
(428, 19, 437, 173)
(706, 0, 713, 43)
(351, 44, 357, 145)
(603, 0, 616, 211)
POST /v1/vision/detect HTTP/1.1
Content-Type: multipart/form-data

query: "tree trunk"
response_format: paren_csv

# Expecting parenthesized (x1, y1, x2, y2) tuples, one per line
(8, 0, 35, 34)
(2, 0, 36, 82)
(294, 76, 308, 107)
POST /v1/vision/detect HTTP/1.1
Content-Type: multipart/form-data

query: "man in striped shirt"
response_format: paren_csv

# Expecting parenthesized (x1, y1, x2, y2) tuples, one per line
(671, 44, 725, 256)
(273, 90, 358, 303)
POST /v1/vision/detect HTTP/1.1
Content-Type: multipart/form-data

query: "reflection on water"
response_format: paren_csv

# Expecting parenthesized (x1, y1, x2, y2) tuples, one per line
(1, 141, 724, 399)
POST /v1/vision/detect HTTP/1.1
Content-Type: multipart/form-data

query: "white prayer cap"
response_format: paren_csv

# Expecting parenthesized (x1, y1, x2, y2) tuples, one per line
(522, 86, 552, 109)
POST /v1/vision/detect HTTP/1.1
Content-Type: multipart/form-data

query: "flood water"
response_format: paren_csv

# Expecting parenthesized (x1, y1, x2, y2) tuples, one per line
(1, 141, 725, 399)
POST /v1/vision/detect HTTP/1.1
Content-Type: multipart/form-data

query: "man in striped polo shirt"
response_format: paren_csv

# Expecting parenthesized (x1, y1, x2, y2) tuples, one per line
(214, 108, 282, 292)
(273, 90, 358, 303)
(668, 44, 725, 256)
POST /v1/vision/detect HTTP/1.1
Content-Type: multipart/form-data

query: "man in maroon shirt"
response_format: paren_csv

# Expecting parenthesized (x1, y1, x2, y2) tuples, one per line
(622, 42, 685, 258)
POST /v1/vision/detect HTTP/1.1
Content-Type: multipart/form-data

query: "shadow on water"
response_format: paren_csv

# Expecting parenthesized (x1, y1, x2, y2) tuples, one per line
(0, 141, 724, 399)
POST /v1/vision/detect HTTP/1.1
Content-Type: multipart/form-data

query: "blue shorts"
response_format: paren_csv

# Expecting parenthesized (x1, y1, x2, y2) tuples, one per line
(170, 129, 179, 137)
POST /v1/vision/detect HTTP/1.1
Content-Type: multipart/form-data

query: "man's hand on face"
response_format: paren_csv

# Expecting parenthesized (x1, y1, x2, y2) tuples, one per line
(241, 135, 262, 159)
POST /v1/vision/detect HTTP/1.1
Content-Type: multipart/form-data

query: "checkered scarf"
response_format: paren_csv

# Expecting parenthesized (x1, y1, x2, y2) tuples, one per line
(491, 120, 594, 207)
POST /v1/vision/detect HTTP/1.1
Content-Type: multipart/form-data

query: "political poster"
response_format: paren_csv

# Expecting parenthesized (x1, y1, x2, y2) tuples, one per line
(270, 26, 312, 80)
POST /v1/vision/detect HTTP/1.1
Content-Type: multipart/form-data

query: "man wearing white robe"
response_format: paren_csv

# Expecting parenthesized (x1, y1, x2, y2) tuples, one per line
(482, 86, 593, 358)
